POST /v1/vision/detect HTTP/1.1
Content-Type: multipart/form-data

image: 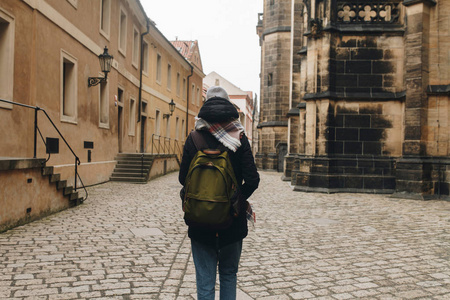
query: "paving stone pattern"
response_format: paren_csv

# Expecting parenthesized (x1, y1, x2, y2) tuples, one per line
(1, 171, 450, 299)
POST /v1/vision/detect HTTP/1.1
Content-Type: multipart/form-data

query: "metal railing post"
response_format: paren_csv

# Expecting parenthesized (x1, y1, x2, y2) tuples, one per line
(34, 107, 38, 158)
(74, 157, 78, 191)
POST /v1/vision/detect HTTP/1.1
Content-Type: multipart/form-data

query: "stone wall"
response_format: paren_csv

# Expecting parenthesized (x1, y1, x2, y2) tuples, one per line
(257, 0, 292, 170)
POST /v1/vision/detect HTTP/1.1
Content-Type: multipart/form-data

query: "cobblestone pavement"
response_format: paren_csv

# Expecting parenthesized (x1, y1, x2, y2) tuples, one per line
(1, 171, 450, 299)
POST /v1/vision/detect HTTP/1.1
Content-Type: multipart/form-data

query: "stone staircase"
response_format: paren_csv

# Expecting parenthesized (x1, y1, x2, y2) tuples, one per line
(110, 153, 155, 183)
(42, 166, 84, 206)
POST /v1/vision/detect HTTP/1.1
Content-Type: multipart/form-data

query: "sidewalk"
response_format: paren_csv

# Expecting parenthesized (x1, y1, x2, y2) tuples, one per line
(1, 171, 450, 299)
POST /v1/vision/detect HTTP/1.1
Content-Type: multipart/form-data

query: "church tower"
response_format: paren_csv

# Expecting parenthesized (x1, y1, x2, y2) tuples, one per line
(256, 0, 293, 171)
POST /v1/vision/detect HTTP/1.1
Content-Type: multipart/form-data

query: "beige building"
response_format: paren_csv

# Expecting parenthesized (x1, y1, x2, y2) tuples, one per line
(0, 0, 202, 231)
(257, 0, 450, 199)
(139, 32, 204, 156)
(170, 40, 205, 136)
(203, 71, 255, 143)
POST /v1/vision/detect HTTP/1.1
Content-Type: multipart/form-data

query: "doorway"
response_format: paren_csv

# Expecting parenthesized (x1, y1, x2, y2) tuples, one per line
(117, 88, 124, 153)
(277, 143, 287, 172)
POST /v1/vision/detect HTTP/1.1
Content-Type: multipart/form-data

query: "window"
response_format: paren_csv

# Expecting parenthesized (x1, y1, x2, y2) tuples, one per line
(167, 64, 172, 90)
(215, 79, 220, 86)
(118, 8, 127, 56)
(61, 50, 77, 123)
(156, 53, 162, 83)
(176, 73, 180, 96)
(155, 110, 161, 136)
(0, 9, 14, 109)
(268, 73, 273, 86)
(129, 98, 136, 136)
(191, 84, 195, 104)
(196, 87, 200, 106)
(165, 116, 170, 138)
(132, 27, 139, 68)
(142, 41, 149, 75)
(182, 78, 186, 100)
(99, 0, 110, 38)
(175, 117, 179, 140)
(99, 79, 109, 128)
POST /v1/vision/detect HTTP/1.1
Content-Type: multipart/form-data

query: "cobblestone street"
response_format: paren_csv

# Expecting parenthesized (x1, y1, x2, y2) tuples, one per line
(1, 171, 450, 299)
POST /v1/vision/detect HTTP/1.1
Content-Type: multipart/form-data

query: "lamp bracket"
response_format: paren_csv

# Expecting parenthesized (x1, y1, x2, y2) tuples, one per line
(88, 76, 107, 87)
(163, 113, 172, 119)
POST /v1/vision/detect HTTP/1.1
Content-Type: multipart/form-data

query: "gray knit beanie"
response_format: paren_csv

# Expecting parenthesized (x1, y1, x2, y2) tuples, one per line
(206, 86, 230, 101)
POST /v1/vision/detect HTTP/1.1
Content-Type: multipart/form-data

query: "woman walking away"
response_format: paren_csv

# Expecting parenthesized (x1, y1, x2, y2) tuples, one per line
(179, 86, 260, 300)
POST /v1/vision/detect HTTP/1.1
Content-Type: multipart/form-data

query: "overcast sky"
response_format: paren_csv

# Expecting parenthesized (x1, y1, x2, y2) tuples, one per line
(141, 1, 263, 99)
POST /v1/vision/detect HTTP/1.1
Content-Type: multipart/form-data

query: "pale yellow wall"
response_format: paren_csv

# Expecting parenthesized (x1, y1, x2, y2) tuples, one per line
(141, 32, 203, 153)
(0, 167, 70, 232)
(0, 0, 147, 186)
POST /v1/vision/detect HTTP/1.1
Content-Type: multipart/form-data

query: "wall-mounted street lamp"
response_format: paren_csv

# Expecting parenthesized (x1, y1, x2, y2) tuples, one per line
(163, 99, 176, 119)
(88, 46, 114, 87)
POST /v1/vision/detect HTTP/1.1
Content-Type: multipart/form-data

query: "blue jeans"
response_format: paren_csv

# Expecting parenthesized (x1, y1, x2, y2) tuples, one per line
(191, 239, 243, 300)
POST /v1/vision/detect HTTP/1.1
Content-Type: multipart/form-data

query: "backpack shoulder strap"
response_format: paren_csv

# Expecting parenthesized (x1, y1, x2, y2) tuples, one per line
(191, 130, 228, 152)
(190, 131, 209, 151)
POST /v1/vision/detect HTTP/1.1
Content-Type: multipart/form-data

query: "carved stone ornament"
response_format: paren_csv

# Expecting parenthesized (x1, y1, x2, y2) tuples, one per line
(336, 1, 401, 24)
(309, 18, 323, 38)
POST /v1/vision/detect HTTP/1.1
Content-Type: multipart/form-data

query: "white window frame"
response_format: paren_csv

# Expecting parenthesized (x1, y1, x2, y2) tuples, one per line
(99, 0, 110, 39)
(132, 26, 139, 68)
(129, 97, 136, 136)
(167, 64, 172, 91)
(118, 7, 127, 56)
(156, 53, 162, 84)
(142, 40, 149, 76)
(60, 50, 78, 124)
(99, 75, 109, 128)
(191, 84, 195, 104)
(0, 9, 15, 109)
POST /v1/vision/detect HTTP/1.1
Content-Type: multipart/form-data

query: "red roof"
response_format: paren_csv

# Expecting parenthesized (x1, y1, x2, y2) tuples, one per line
(171, 40, 203, 71)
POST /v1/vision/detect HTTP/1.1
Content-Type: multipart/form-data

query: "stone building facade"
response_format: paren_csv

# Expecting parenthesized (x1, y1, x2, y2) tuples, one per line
(257, 0, 450, 199)
(0, 0, 202, 231)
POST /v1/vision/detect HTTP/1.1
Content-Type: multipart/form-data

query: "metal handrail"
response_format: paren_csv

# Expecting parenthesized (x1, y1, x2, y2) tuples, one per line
(140, 134, 184, 177)
(0, 98, 88, 201)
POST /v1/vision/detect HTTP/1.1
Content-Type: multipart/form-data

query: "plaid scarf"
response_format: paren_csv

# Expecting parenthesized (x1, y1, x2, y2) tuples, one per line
(195, 118, 245, 152)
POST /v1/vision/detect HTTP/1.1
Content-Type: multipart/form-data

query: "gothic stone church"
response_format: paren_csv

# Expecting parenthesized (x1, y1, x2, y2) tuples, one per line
(256, 0, 450, 199)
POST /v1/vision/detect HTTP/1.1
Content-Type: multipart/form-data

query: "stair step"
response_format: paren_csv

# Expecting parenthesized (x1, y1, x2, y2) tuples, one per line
(110, 177, 147, 183)
(111, 172, 147, 178)
(50, 174, 60, 183)
(63, 186, 73, 196)
(42, 166, 54, 176)
(115, 164, 151, 169)
(116, 160, 152, 165)
(69, 197, 83, 207)
(115, 156, 154, 162)
(116, 153, 155, 157)
(69, 191, 79, 201)
(57, 180, 67, 190)
(112, 168, 149, 173)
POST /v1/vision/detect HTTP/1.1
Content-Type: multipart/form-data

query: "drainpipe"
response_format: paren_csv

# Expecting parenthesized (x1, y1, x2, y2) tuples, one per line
(139, 18, 150, 153)
(186, 65, 194, 137)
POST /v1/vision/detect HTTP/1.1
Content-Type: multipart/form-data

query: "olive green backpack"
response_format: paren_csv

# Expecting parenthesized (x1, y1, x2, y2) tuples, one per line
(183, 131, 239, 229)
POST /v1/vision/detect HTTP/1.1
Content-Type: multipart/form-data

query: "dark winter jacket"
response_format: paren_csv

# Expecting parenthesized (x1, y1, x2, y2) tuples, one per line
(178, 98, 260, 248)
